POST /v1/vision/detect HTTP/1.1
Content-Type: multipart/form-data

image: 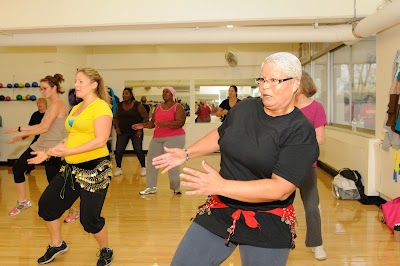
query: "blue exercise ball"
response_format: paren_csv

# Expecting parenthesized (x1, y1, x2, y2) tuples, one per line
(32, 82, 39, 87)
(7, 83, 12, 88)
(25, 82, 31, 88)
(30, 95, 37, 101)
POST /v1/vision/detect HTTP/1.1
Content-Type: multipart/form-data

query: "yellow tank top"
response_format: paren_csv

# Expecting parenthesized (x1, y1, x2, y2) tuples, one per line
(64, 98, 112, 164)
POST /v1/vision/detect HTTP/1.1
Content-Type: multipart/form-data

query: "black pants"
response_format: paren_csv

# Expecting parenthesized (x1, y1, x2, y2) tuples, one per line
(38, 158, 110, 234)
(115, 132, 145, 168)
(13, 147, 61, 184)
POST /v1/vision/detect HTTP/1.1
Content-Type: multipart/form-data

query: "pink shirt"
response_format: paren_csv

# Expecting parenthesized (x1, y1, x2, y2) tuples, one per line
(299, 100, 327, 168)
(153, 103, 185, 138)
(198, 105, 211, 119)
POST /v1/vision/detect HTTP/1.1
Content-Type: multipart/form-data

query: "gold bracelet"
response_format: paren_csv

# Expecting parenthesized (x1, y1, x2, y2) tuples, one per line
(44, 150, 51, 161)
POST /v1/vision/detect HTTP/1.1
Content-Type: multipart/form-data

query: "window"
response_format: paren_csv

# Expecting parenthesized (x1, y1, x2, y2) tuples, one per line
(331, 39, 376, 130)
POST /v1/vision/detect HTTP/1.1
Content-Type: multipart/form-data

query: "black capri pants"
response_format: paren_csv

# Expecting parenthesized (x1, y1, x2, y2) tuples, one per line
(13, 147, 61, 184)
(38, 156, 110, 234)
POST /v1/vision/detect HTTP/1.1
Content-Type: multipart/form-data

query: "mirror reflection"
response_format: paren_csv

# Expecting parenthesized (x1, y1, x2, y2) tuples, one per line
(125, 79, 258, 123)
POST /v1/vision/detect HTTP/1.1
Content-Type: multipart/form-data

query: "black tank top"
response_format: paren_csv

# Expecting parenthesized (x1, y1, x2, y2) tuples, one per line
(117, 101, 143, 133)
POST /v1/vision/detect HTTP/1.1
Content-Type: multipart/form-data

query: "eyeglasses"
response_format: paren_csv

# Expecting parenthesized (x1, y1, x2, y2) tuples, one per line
(255, 77, 294, 86)
(39, 86, 50, 92)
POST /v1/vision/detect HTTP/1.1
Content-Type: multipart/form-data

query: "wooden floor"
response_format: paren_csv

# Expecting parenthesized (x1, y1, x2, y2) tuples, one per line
(1, 154, 400, 266)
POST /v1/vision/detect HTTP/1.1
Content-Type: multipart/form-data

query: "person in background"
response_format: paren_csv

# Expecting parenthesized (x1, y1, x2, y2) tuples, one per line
(195, 99, 211, 123)
(28, 68, 114, 266)
(114, 88, 149, 177)
(133, 86, 186, 195)
(24, 97, 47, 174)
(152, 52, 319, 266)
(294, 70, 327, 260)
(210, 104, 217, 116)
(216, 85, 241, 122)
(6, 74, 78, 224)
(141, 95, 152, 116)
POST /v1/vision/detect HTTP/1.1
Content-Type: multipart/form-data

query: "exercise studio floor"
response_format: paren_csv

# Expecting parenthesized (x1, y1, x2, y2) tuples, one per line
(1, 154, 399, 266)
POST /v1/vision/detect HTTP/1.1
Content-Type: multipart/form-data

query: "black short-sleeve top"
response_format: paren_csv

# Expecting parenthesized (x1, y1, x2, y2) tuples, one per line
(194, 98, 319, 248)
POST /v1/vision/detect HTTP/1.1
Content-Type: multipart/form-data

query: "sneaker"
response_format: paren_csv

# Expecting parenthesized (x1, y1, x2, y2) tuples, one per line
(64, 208, 79, 223)
(38, 241, 69, 264)
(174, 189, 182, 195)
(139, 187, 157, 195)
(97, 247, 114, 266)
(140, 167, 146, 176)
(9, 199, 32, 216)
(311, 245, 327, 260)
(113, 167, 123, 176)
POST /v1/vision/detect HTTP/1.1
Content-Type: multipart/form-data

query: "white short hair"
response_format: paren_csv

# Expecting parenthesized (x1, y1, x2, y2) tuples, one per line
(262, 52, 302, 78)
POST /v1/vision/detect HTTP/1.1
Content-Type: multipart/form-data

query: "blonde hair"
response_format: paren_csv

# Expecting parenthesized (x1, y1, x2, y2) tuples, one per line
(36, 97, 47, 107)
(76, 68, 110, 104)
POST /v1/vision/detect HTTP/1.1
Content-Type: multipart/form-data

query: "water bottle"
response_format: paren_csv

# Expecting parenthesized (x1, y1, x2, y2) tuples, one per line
(352, 118, 357, 131)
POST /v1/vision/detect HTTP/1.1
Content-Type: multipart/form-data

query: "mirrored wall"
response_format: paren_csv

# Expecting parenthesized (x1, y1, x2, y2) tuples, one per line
(125, 79, 257, 123)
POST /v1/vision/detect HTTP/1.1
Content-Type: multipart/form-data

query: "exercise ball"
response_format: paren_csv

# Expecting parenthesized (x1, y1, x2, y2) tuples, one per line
(26, 94, 31, 100)
(30, 95, 37, 101)
(22, 95, 26, 101)
(16, 94, 22, 100)
(25, 82, 31, 88)
(13, 83, 19, 88)
(32, 82, 39, 87)
(7, 83, 12, 88)
(0, 83, 3, 88)
(5, 96, 11, 101)
(0, 95, 5, 101)
(19, 83, 24, 88)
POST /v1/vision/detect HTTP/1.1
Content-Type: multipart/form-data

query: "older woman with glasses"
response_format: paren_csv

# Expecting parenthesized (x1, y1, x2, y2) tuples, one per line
(152, 52, 319, 266)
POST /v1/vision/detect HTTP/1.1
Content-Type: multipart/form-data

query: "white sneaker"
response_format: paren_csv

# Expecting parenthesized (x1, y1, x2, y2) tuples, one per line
(311, 245, 327, 260)
(140, 167, 146, 176)
(139, 187, 157, 195)
(114, 167, 123, 176)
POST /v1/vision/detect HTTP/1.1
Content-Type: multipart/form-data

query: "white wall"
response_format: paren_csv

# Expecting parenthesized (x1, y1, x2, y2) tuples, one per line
(0, 43, 294, 160)
(0, 47, 85, 161)
(1, 23, 400, 201)
(0, 1, 379, 30)
(374, 23, 400, 199)
(317, 23, 400, 199)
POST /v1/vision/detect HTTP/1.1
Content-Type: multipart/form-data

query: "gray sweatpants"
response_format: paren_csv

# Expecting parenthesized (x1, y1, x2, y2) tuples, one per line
(299, 167, 323, 247)
(171, 222, 290, 266)
(146, 135, 185, 189)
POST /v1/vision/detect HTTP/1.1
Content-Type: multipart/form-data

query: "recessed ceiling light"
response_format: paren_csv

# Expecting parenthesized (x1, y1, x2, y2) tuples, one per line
(226, 25, 234, 28)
